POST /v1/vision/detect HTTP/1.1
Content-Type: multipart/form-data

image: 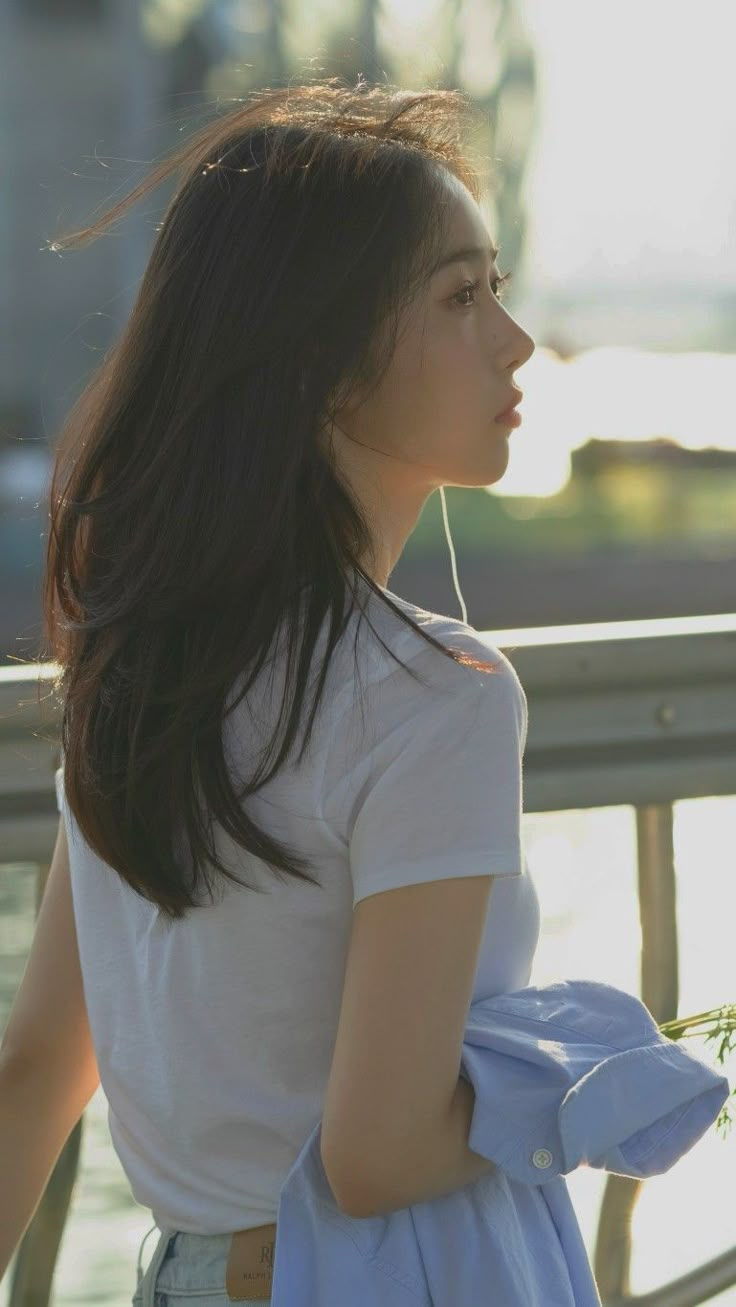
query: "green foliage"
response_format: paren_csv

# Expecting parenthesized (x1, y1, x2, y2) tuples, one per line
(659, 1004, 736, 1140)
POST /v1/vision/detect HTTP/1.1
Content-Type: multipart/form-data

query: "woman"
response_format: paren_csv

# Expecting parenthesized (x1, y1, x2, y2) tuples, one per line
(43, 77, 536, 1303)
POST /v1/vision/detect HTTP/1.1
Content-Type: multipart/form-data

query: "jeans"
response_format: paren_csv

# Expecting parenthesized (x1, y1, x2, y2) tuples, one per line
(131, 1223, 273, 1306)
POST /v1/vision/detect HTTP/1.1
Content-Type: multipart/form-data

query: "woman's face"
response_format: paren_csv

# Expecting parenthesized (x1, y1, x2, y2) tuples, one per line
(328, 171, 535, 495)
(319, 170, 536, 586)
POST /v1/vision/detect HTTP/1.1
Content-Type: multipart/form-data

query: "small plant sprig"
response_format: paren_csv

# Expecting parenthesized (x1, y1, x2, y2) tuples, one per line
(658, 1002, 736, 1139)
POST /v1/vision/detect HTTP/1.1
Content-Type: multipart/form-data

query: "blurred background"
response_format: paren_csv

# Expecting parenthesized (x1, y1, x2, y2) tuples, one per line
(1, 1, 734, 1303)
(3, 0, 736, 648)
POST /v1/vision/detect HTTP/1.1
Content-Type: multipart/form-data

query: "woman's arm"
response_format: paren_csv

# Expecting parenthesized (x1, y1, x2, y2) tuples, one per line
(345, 1073, 495, 1218)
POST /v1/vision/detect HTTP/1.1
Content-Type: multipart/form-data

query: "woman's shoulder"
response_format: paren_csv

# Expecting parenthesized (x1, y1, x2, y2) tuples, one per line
(363, 586, 521, 689)
(320, 588, 529, 829)
(329, 586, 527, 742)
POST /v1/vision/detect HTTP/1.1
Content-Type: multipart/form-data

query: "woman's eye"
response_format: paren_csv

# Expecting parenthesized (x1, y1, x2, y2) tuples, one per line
(452, 271, 513, 309)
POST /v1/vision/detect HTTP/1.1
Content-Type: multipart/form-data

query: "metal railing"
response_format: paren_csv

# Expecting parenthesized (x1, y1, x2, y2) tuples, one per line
(1, 608, 735, 1306)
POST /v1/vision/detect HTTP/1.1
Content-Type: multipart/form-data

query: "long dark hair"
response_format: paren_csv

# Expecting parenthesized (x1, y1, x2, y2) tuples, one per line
(41, 76, 503, 922)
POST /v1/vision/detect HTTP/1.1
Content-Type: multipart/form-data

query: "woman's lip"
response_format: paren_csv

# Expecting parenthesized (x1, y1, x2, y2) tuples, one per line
(494, 388, 524, 421)
(494, 405, 522, 426)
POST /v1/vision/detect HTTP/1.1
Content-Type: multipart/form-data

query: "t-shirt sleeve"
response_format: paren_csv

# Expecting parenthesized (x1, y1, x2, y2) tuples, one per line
(343, 665, 527, 907)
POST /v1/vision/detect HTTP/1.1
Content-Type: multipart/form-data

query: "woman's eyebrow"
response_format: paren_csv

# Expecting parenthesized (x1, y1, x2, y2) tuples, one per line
(433, 243, 498, 273)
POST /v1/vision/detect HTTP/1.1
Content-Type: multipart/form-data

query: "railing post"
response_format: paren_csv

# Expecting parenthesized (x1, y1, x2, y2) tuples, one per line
(594, 801, 679, 1302)
(7, 860, 85, 1307)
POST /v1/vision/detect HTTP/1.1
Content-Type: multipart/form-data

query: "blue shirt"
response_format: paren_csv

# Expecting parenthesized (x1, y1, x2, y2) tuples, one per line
(268, 977, 730, 1305)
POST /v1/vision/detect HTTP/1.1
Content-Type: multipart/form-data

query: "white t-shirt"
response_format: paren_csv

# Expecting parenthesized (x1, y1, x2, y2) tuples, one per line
(55, 584, 541, 1234)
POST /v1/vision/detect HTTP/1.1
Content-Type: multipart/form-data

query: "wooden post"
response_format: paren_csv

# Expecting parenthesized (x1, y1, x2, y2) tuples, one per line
(593, 802, 679, 1301)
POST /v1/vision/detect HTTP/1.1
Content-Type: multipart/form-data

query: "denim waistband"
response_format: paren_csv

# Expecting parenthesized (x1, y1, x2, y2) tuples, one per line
(135, 1224, 272, 1304)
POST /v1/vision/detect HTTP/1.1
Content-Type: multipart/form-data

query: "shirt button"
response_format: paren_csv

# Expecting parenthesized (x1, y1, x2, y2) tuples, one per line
(532, 1148, 553, 1169)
